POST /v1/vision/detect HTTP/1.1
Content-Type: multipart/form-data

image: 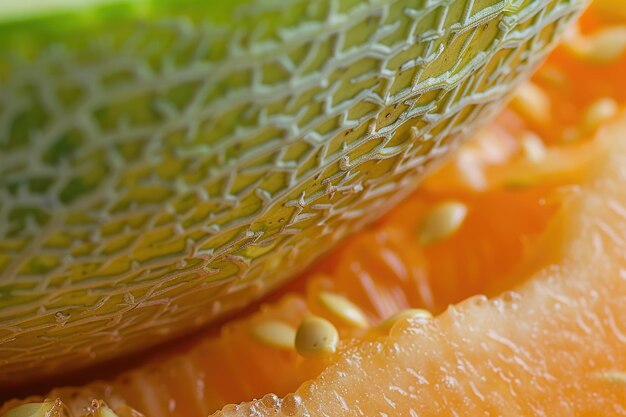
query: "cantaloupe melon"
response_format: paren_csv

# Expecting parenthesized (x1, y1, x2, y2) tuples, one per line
(0, 0, 587, 386)
(2, 54, 626, 417)
(7, 3, 626, 414)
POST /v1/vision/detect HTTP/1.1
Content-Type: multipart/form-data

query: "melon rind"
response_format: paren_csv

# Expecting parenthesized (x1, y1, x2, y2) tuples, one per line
(0, 0, 586, 384)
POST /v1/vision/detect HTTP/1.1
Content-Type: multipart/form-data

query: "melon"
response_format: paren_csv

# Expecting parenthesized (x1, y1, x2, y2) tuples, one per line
(0, 0, 587, 385)
(2, 78, 625, 417)
(3, 3, 626, 412)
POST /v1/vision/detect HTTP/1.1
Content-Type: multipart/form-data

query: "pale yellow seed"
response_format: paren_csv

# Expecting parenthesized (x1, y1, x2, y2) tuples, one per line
(417, 201, 468, 246)
(251, 320, 296, 350)
(511, 82, 551, 125)
(520, 133, 547, 164)
(295, 316, 339, 357)
(377, 309, 433, 333)
(2, 402, 56, 417)
(318, 291, 369, 328)
(94, 405, 120, 417)
(583, 97, 618, 133)
(566, 27, 626, 64)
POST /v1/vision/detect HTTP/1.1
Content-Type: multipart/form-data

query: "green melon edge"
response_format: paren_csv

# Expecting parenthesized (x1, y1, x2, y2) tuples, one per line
(0, 0, 253, 40)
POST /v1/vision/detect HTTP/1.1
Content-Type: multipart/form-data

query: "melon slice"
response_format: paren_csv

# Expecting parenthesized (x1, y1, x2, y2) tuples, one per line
(0, 0, 588, 384)
(3, 107, 624, 417)
(208, 112, 626, 416)
(4, 2, 626, 412)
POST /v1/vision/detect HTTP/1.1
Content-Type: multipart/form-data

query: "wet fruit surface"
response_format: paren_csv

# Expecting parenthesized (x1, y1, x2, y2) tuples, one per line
(4, 0, 626, 416)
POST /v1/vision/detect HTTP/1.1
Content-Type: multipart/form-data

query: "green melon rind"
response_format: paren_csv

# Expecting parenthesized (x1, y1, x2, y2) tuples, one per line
(0, 0, 586, 384)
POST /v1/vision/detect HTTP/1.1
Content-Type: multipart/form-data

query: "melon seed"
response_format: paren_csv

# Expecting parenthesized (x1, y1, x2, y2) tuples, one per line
(567, 27, 626, 64)
(417, 201, 468, 246)
(376, 309, 433, 334)
(251, 320, 296, 350)
(583, 97, 618, 133)
(2, 401, 59, 417)
(520, 133, 547, 164)
(96, 405, 122, 417)
(511, 82, 551, 125)
(318, 292, 369, 328)
(295, 316, 339, 358)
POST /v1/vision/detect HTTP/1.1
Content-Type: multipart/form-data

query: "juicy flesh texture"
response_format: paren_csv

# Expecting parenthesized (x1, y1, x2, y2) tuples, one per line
(211, 115, 626, 417)
(3, 1, 626, 416)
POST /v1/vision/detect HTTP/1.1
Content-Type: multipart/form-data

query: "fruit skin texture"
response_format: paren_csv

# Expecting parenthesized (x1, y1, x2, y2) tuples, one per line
(0, 0, 586, 384)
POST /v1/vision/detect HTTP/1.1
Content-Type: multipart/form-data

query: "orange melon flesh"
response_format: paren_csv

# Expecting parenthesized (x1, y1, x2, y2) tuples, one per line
(210, 115, 626, 417)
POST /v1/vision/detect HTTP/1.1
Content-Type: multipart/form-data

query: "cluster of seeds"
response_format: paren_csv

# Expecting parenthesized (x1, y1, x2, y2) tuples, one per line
(248, 196, 469, 356)
(250, 289, 434, 358)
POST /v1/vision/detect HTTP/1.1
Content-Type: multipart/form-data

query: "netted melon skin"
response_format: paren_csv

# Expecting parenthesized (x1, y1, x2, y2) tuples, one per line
(0, 0, 585, 384)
